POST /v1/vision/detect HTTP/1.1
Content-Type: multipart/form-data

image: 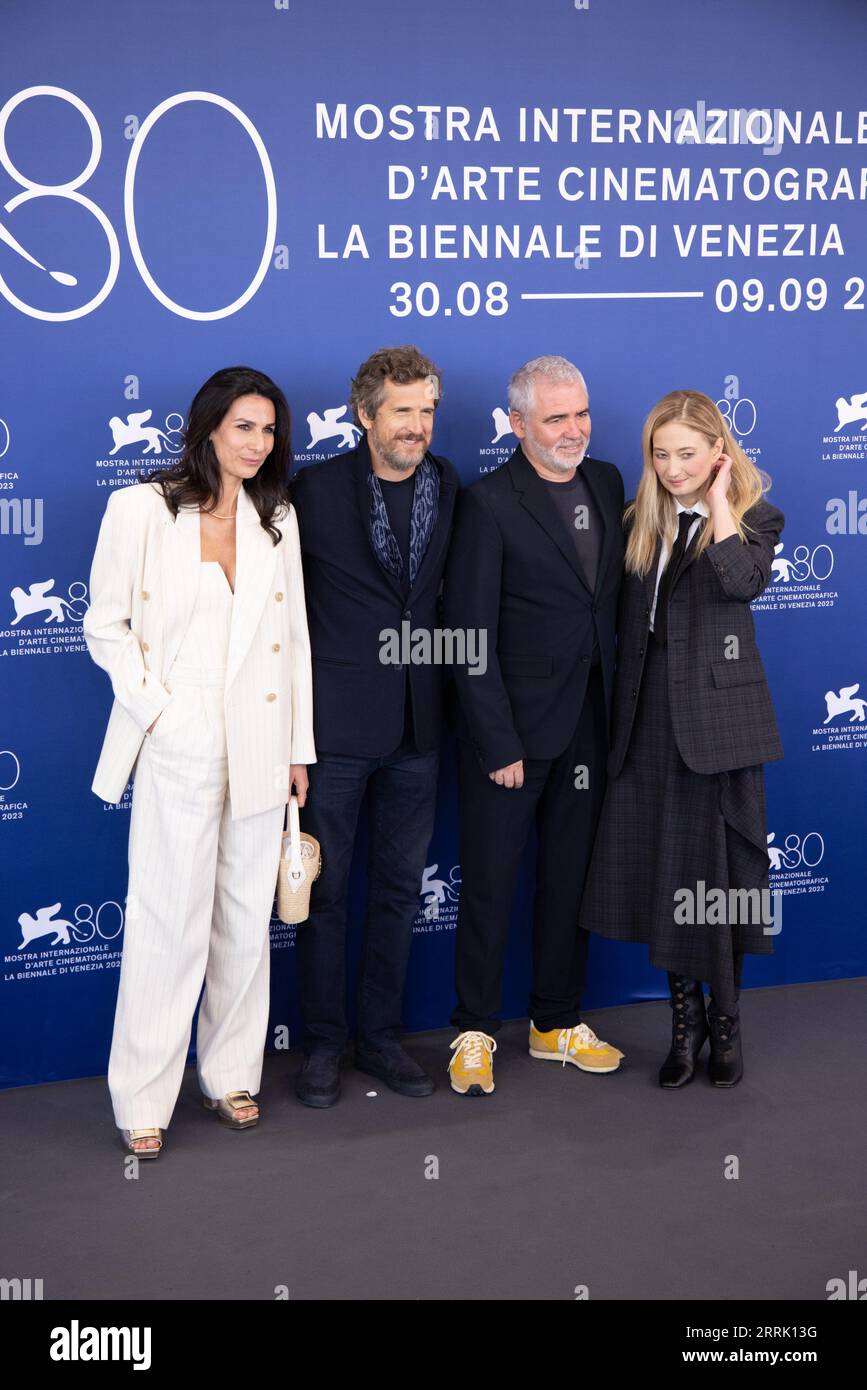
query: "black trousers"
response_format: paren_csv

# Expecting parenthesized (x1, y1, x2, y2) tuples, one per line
(452, 666, 607, 1035)
(295, 739, 439, 1054)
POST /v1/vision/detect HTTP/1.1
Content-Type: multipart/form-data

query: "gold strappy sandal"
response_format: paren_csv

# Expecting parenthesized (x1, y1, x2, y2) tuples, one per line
(120, 1127, 164, 1159)
(202, 1090, 259, 1129)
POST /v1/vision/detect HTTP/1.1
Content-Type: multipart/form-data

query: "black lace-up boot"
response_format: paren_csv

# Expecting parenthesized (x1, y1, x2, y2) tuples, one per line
(658, 974, 708, 1089)
(707, 994, 743, 1087)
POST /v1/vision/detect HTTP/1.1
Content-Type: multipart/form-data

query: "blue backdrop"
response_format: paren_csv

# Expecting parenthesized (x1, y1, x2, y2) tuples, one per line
(2, 0, 866, 1087)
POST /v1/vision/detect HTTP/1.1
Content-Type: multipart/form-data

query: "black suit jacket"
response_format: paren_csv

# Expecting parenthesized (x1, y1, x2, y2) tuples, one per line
(609, 498, 785, 778)
(290, 437, 459, 756)
(443, 446, 625, 773)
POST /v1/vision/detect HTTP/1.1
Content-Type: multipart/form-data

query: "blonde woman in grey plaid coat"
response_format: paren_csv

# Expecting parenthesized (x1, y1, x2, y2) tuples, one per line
(580, 390, 783, 1089)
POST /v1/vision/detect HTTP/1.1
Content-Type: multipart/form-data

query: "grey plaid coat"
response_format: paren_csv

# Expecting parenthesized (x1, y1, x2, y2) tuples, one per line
(609, 498, 785, 778)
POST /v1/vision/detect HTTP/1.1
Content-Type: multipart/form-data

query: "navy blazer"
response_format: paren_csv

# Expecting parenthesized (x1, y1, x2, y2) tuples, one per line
(443, 446, 625, 773)
(609, 497, 785, 778)
(290, 437, 459, 756)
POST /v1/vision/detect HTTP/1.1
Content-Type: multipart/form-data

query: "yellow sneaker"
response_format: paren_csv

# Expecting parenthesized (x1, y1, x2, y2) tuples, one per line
(448, 1031, 497, 1095)
(529, 1021, 624, 1073)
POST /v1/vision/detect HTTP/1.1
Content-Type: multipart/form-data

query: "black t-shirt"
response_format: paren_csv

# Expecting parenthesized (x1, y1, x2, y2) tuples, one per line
(379, 473, 415, 586)
(542, 468, 601, 666)
(378, 472, 417, 748)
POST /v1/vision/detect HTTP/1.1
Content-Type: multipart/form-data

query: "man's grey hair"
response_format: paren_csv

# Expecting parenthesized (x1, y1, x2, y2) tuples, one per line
(507, 356, 588, 416)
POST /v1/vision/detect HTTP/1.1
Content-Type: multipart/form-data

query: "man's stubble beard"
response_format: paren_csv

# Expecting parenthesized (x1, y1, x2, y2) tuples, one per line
(524, 428, 588, 474)
(370, 422, 427, 472)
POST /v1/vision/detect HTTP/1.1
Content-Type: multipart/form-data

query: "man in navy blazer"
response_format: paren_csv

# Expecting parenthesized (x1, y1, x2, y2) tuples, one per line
(290, 346, 459, 1105)
(444, 356, 626, 1095)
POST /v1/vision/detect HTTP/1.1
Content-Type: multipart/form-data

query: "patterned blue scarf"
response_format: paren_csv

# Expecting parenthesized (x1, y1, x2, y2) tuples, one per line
(367, 455, 439, 589)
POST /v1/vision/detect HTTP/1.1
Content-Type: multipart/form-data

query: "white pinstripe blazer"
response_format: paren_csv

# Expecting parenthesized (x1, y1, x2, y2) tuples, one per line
(83, 481, 316, 819)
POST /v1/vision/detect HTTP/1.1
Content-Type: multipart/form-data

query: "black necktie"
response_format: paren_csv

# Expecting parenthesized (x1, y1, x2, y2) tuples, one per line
(653, 511, 695, 647)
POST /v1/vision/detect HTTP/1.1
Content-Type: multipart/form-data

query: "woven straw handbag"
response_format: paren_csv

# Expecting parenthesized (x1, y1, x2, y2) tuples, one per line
(276, 795, 321, 924)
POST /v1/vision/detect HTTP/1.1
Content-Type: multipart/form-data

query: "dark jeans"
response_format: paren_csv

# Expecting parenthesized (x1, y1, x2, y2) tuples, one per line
(452, 666, 607, 1035)
(295, 741, 439, 1054)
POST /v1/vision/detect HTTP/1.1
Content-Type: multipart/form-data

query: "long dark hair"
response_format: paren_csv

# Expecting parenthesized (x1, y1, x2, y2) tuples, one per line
(146, 366, 292, 545)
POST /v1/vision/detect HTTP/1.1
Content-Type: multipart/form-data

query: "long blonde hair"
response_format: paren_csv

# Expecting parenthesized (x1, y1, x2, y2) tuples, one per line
(624, 390, 771, 577)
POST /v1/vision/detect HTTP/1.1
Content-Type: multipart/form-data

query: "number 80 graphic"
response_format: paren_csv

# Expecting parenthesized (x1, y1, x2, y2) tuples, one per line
(0, 86, 277, 321)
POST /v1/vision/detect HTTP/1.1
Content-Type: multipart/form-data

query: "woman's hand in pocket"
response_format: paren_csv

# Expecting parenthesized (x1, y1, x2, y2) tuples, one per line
(146, 697, 172, 736)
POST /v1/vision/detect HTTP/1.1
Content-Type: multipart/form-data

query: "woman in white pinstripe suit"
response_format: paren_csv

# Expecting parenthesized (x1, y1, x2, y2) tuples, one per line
(84, 367, 315, 1158)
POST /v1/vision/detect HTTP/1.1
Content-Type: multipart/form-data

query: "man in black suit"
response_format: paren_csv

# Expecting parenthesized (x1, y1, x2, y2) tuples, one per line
(444, 356, 625, 1095)
(290, 346, 459, 1106)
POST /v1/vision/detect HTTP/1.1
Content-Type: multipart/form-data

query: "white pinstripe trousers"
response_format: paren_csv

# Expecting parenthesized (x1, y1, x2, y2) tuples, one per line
(108, 659, 283, 1130)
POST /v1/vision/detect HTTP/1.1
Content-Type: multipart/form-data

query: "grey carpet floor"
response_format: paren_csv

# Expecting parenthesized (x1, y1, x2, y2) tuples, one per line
(1, 979, 864, 1301)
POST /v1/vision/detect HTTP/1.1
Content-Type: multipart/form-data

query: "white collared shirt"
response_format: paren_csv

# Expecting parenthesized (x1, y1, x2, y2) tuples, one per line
(648, 498, 709, 631)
